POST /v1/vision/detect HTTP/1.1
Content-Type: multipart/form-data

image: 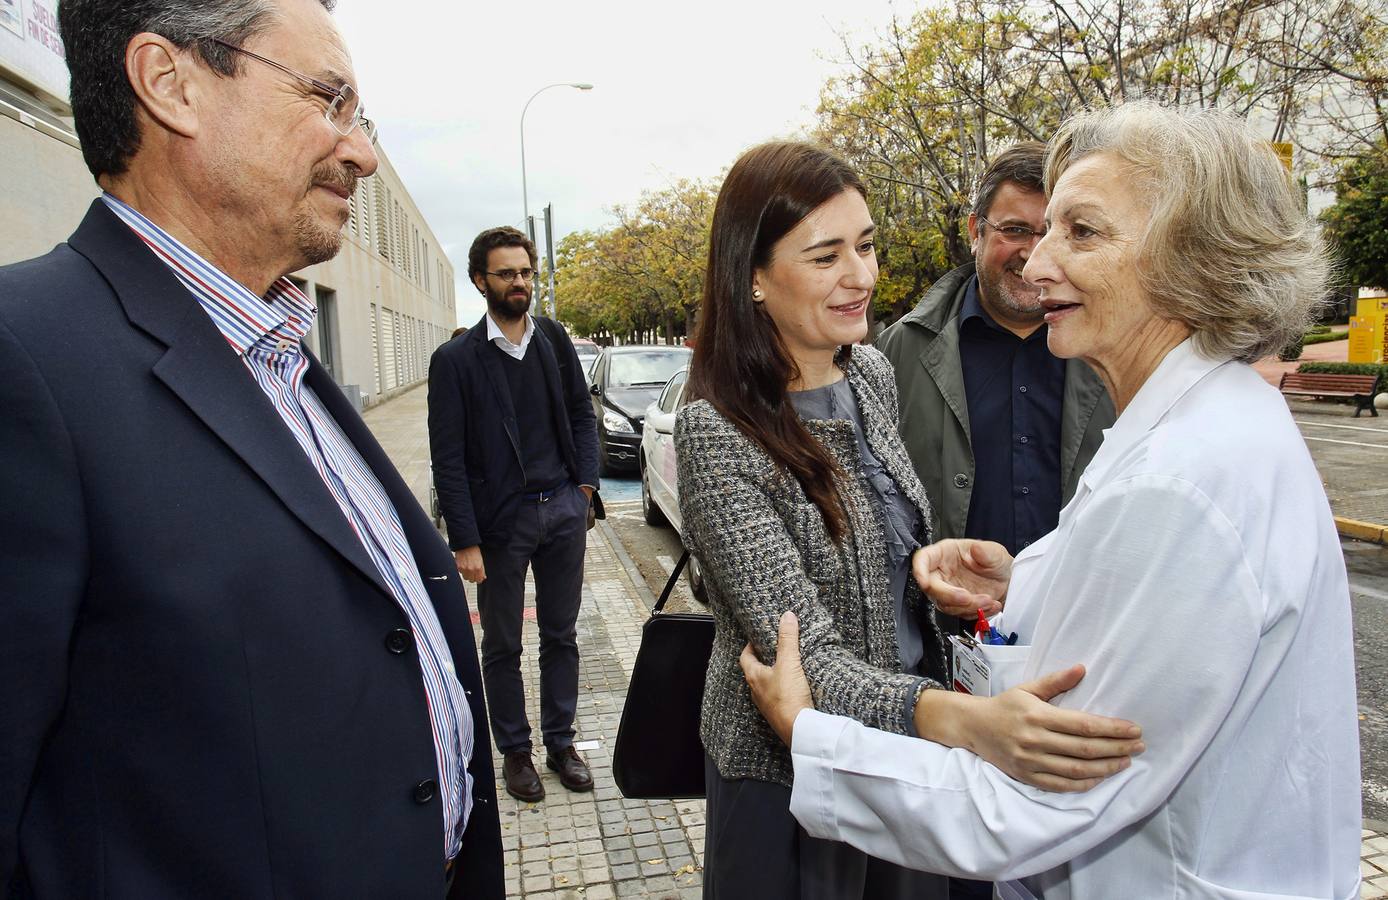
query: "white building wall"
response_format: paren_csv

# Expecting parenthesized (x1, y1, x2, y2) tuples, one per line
(0, 111, 97, 262)
(292, 148, 456, 408)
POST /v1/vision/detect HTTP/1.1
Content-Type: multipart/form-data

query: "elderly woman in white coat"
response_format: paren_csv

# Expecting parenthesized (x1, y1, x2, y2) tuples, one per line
(742, 101, 1362, 899)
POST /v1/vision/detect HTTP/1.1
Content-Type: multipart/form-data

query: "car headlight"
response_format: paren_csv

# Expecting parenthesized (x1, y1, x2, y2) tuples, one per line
(603, 409, 637, 434)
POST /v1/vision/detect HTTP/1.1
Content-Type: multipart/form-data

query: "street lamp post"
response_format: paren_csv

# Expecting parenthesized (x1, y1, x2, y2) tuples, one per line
(520, 82, 592, 316)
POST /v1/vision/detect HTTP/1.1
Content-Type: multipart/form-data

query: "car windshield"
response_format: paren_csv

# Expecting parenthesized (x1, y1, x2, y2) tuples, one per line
(573, 345, 599, 359)
(608, 348, 691, 387)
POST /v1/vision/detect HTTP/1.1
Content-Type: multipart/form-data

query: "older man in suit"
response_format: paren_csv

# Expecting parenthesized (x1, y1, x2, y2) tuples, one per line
(427, 227, 600, 804)
(0, 0, 502, 896)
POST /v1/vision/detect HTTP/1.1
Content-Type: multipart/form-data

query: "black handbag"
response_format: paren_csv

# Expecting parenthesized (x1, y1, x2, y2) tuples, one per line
(612, 551, 715, 800)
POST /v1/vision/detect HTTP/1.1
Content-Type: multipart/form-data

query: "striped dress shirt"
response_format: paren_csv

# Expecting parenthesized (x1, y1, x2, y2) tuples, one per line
(101, 193, 474, 861)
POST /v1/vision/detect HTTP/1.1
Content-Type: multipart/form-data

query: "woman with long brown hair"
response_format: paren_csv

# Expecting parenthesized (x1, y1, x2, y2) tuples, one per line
(675, 141, 1142, 899)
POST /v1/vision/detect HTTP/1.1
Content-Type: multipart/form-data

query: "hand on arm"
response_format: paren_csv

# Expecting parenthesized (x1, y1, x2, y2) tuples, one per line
(913, 668, 1144, 792)
(741, 610, 1143, 790)
(909, 540, 1145, 789)
(785, 478, 1268, 878)
(675, 409, 925, 735)
(740, 612, 812, 745)
(455, 546, 486, 584)
(913, 539, 1011, 619)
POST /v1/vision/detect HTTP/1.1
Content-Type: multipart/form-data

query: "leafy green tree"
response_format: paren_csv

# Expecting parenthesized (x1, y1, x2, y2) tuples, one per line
(555, 179, 717, 343)
(1321, 144, 1388, 291)
(814, 0, 1384, 326)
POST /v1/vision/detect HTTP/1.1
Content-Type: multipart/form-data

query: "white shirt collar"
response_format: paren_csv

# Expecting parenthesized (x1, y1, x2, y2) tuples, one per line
(485, 312, 534, 360)
(1081, 338, 1231, 487)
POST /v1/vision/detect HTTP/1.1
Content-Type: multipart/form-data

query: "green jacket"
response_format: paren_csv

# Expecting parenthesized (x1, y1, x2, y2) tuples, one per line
(876, 262, 1115, 542)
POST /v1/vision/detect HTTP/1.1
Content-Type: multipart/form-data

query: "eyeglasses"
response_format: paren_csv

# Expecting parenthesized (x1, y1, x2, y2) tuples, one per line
(979, 216, 1045, 245)
(486, 268, 539, 283)
(210, 39, 377, 144)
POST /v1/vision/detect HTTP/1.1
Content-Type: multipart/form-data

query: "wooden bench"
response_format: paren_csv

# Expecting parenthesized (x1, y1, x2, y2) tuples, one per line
(1278, 371, 1382, 417)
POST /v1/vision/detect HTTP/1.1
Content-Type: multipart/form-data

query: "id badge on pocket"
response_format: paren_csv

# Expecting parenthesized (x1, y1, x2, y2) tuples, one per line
(949, 635, 991, 695)
(948, 635, 1030, 697)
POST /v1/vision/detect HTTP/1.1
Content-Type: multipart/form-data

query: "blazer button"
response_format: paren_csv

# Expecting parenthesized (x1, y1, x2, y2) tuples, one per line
(385, 628, 413, 654)
(953, 473, 970, 488)
(413, 779, 437, 804)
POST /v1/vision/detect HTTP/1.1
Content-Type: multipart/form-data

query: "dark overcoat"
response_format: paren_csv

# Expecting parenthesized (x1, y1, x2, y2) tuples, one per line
(0, 201, 504, 899)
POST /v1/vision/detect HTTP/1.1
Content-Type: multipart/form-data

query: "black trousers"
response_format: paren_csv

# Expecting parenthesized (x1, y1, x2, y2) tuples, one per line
(476, 481, 588, 754)
(702, 756, 948, 900)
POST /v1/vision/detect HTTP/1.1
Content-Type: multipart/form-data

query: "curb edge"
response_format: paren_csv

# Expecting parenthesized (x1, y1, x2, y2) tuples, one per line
(1335, 516, 1388, 545)
(595, 518, 658, 613)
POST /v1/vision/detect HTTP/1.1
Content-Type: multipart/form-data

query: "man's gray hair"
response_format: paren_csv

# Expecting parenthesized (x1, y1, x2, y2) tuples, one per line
(1044, 100, 1328, 363)
(59, 0, 336, 179)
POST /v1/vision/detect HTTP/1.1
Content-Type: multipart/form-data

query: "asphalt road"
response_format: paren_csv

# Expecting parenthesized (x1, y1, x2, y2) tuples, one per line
(1347, 538, 1388, 824)
(600, 478, 701, 615)
(603, 471, 1388, 823)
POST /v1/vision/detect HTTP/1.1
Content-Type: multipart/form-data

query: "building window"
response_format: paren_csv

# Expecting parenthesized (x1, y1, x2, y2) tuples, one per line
(315, 285, 339, 382)
(382, 307, 398, 390)
(394, 310, 405, 386)
(374, 180, 390, 261)
(371, 302, 380, 395)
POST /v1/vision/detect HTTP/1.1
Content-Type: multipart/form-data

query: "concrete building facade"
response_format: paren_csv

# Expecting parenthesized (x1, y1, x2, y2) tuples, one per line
(294, 153, 459, 409)
(1, 13, 455, 408)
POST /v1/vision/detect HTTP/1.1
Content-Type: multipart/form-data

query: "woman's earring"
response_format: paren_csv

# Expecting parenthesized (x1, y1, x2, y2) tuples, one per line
(752, 288, 764, 302)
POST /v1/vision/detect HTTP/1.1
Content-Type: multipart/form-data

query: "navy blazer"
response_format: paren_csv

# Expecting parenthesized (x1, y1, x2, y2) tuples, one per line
(0, 201, 504, 899)
(427, 315, 600, 551)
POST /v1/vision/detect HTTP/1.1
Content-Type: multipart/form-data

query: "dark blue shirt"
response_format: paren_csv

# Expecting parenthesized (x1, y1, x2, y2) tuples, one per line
(958, 276, 1065, 555)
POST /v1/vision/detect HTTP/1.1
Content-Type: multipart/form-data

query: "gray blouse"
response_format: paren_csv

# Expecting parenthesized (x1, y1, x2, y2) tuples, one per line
(789, 377, 927, 674)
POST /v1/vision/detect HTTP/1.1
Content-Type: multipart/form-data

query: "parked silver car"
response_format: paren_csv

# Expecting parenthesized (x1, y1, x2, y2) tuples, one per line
(572, 338, 601, 378)
(638, 369, 706, 601)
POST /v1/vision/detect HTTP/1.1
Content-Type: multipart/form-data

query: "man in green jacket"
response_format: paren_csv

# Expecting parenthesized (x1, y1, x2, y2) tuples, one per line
(878, 141, 1114, 604)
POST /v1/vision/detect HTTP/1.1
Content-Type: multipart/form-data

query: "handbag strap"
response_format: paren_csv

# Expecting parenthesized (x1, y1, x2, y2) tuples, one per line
(653, 550, 691, 614)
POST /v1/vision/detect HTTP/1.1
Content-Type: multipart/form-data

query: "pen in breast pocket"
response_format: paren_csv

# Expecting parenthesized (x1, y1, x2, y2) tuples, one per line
(974, 609, 1014, 646)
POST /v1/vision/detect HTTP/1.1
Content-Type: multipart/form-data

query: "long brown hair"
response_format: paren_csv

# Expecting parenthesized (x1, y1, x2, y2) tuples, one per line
(686, 141, 866, 543)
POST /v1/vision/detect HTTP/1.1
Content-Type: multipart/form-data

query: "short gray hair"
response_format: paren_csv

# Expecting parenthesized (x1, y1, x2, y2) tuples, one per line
(1045, 101, 1327, 363)
(60, 0, 336, 179)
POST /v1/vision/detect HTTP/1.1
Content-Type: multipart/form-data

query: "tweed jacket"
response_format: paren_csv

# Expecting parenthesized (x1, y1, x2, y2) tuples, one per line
(675, 345, 949, 787)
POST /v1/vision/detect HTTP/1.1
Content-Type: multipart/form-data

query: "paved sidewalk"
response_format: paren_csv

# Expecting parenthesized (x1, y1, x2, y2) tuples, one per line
(365, 383, 1385, 898)
(485, 521, 706, 898)
(368, 386, 706, 897)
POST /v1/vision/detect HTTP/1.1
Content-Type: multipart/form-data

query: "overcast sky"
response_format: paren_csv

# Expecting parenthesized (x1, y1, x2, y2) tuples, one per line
(333, 0, 908, 325)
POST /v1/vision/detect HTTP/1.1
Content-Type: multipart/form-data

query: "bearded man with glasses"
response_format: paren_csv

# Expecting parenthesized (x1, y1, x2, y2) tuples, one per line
(427, 226, 600, 805)
(0, 0, 503, 896)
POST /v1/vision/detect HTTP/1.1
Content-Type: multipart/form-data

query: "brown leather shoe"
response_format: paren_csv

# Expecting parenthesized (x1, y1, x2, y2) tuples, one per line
(502, 751, 545, 802)
(545, 745, 594, 792)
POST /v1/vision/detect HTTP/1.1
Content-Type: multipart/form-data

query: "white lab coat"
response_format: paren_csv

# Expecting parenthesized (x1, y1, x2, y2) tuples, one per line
(789, 340, 1361, 899)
